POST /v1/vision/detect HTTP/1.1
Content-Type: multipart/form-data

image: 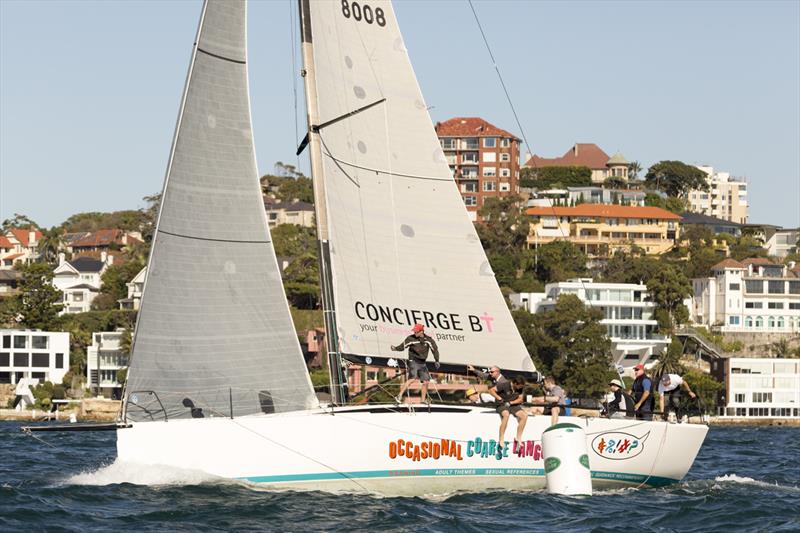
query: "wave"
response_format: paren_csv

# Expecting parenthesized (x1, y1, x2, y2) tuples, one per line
(712, 474, 800, 493)
(63, 460, 227, 487)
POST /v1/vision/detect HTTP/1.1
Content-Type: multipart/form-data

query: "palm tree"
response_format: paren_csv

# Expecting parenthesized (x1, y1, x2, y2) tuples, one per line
(652, 338, 685, 379)
(628, 160, 643, 180)
(37, 226, 64, 264)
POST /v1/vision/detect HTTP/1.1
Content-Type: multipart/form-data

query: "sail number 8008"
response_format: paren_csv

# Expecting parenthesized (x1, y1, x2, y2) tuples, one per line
(341, 0, 386, 27)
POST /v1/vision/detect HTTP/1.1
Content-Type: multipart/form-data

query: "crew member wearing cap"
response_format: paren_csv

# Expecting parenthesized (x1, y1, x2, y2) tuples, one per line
(467, 364, 528, 444)
(604, 379, 634, 418)
(658, 373, 696, 423)
(391, 323, 440, 403)
(630, 364, 655, 420)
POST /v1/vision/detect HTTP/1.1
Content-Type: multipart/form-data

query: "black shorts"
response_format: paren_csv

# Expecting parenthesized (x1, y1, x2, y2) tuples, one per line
(543, 404, 559, 416)
(497, 403, 523, 416)
(407, 360, 431, 381)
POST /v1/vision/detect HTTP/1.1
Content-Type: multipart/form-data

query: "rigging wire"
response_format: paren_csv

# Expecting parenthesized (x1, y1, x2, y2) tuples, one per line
(289, 0, 301, 170)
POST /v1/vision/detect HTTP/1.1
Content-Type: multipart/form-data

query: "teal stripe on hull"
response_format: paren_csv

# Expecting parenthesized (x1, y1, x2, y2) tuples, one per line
(240, 468, 678, 487)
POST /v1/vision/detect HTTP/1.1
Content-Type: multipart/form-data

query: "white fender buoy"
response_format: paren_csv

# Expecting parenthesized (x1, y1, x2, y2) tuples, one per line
(541, 422, 592, 496)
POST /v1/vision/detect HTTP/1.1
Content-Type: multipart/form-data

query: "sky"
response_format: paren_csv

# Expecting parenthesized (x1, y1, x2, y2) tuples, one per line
(1, 0, 798, 229)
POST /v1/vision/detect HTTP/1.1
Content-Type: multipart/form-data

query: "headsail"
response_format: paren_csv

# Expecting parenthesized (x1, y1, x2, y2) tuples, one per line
(125, 0, 318, 422)
(302, 0, 535, 374)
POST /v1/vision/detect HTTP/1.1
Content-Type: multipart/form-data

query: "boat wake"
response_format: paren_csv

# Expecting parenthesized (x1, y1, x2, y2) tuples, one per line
(64, 460, 227, 487)
(712, 474, 800, 493)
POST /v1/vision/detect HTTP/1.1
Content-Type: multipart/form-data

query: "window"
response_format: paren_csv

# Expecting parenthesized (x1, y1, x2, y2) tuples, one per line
(56, 353, 64, 369)
(13, 336, 27, 349)
(31, 354, 49, 367)
(755, 316, 763, 328)
(499, 183, 510, 192)
(482, 167, 496, 177)
(462, 182, 477, 193)
(462, 152, 478, 163)
(752, 392, 772, 403)
(73, 292, 84, 302)
(729, 283, 740, 291)
(745, 316, 753, 328)
(500, 153, 510, 162)
(789, 281, 800, 294)
(777, 317, 784, 328)
(440, 138, 457, 150)
(768, 302, 784, 309)
(483, 181, 497, 192)
(500, 168, 510, 178)
(482, 152, 497, 163)
(745, 302, 763, 309)
(2, 336, 9, 349)
(768, 317, 775, 328)
(734, 393, 745, 403)
(32, 336, 48, 349)
(729, 316, 740, 325)
(483, 137, 496, 148)
(31, 372, 46, 381)
(768, 281, 785, 294)
(500, 138, 510, 148)
(464, 196, 477, 206)
(14, 353, 28, 367)
(463, 138, 479, 149)
(0, 353, 8, 366)
(748, 408, 770, 417)
(745, 280, 763, 293)
(789, 303, 800, 310)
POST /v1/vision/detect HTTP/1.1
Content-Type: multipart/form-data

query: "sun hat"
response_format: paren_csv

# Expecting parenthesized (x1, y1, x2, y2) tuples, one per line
(609, 379, 624, 388)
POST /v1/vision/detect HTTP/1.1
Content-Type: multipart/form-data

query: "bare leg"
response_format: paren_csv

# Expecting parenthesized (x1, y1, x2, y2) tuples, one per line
(420, 382, 429, 403)
(550, 406, 560, 426)
(498, 411, 510, 443)
(514, 410, 528, 441)
(397, 378, 416, 403)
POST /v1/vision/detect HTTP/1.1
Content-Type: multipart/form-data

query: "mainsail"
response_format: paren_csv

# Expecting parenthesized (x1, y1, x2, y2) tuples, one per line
(125, 0, 317, 422)
(302, 0, 535, 374)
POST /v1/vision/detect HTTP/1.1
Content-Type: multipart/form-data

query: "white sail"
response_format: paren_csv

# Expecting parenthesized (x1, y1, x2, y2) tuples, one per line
(304, 0, 534, 373)
(125, 0, 317, 422)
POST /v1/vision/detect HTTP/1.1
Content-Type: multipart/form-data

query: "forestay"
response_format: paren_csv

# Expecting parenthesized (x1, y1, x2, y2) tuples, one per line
(305, 0, 535, 373)
(125, 0, 317, 422)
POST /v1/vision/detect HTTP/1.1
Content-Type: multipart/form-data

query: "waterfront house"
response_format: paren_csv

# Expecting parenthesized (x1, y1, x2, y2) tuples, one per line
(52, 253, 113, 314)
(86, 329, 129, 399)
(0, 329, 70, 385)
(510, 278, 670, 368)
(711, 357, 799, 419)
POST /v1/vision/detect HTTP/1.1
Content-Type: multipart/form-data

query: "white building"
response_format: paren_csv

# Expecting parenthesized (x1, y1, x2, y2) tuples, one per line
(86, 329, 129, 399)
(764, 228, 799, 258)
(688, 166, 748, 224)
(711, 357, 800, 418)
(692, 258, 800, 333)
(0, 330, 70, 385)
(118, 267, 146, 310)
(52, 254, 113, 314)
(510, 278, 670, 368)
(264, 199, 315, 228)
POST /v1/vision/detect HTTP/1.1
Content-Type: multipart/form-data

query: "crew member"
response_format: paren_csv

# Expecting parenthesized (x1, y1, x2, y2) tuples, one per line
(529, 376, 565, 426)
(391, 323, 439, 403)
(468, 365, 528, 444)
(659, 373, 697, 423)
(630, 363, 654, 420)
(604, 378, 634, 418)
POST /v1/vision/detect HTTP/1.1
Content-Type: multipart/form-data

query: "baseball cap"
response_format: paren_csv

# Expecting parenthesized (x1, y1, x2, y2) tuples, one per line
(633, 363, 645, 371)
(412, 323, 424, 333)
(609, 379, 623, 388)
(661, 375, 671, 383)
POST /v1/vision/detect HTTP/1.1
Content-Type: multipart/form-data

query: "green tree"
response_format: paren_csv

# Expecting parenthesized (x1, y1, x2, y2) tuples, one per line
(645, 161, 709, 198)
(652, 338, 685, 378)
(682, 368, 724, 413)
(283, 254, 320, 309)
(644, 192, 687, 214)
(5, 263, 63, 330)
(628, 161, 643, 180)
(98, 260, 146, 305)
(37, 227, 65, 264)
(647, 265, 692, 330)
(729, 235, 768, 261)
(515, 295, 614, 398)
(271, 224, 317, 258)
(140, 193, 161, 243)
(533, 241, 588, 282)
(603, 176, 627, 190)
(1, 213, 39, 232)
(520, 166, 592, 189)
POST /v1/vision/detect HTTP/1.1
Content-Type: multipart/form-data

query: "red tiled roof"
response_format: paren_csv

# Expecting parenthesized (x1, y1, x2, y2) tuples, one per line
(0, 235, 13, 248)
(525, 204, 682, 220)
(8, 227, 42, 246)
(70, 229, 140, 248)
(710, 259, 744, 270)
(2, 253, 24, 260)
(435, 117, 520, 141)
(525, 143, 610, 169)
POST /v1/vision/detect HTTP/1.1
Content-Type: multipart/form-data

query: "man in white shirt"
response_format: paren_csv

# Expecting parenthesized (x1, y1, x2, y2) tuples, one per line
(658, 373, 696, 422)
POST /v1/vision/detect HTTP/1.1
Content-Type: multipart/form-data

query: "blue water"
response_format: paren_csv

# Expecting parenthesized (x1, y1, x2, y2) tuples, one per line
(1, 422, 798, 532)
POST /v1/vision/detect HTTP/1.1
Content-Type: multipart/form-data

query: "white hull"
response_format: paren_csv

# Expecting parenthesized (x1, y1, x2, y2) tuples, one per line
(117, 405, 708, 496)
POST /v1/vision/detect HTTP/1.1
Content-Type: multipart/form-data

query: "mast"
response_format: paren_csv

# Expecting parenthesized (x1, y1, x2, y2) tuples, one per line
(298, 0, 348, 404)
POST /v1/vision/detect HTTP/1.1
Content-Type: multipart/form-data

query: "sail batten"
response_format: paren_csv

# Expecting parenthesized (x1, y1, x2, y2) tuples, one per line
(125, 0, 318, 422)
(305, 0, 535, 373)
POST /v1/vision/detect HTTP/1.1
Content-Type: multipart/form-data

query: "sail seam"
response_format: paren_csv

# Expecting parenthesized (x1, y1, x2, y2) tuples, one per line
(197, 47, 246, 65)
(158, 229, 270, 244)
(319, 147, 452, 182)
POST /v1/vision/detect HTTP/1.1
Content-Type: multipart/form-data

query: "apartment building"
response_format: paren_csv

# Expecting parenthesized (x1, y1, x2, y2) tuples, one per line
(435, 117, 521, 221)
(86, 330, 129, 399)
(711, 357, 799, 418)
(688, 166, 748, 224)
(691, 258, 800, 332)
(525, 144, 630, 185)
(526, 204, 681, 257)
(510, 278, 670, 368)
(0, 330, 70, 385)
(764, 228, 799, 258)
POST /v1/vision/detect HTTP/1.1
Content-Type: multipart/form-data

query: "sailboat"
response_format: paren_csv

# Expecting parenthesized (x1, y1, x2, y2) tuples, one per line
(117, 0, 707, 495)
